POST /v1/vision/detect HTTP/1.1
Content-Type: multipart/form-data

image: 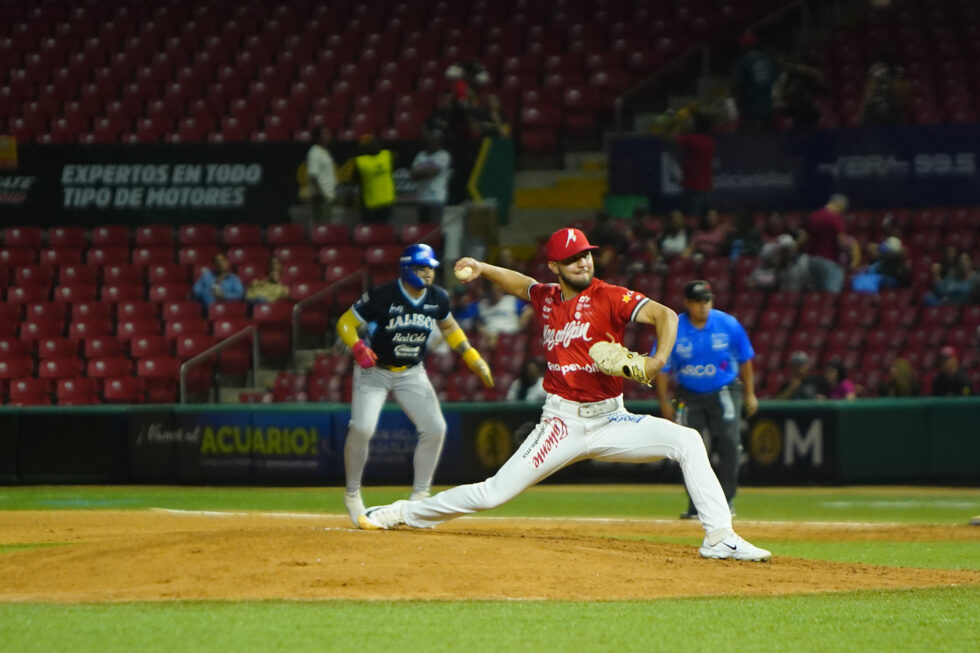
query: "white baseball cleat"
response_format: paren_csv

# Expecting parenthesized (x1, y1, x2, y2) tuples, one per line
(344, 492, 366, 527)
(700, 533, 772, 562)
(357, 500, 408, 530)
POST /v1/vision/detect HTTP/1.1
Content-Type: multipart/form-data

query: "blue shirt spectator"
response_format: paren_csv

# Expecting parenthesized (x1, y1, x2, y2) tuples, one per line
(193, 253, 244, 308)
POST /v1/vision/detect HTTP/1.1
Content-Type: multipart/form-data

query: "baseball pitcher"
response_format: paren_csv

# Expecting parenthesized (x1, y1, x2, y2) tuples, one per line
(359, 229, 771, 561)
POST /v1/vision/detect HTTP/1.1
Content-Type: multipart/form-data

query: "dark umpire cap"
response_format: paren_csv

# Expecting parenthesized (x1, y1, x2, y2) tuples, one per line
(684, 279, 714, 301)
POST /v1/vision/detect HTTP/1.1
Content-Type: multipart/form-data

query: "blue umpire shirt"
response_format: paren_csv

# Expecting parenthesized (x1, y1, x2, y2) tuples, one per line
(653, 309, 754, 394)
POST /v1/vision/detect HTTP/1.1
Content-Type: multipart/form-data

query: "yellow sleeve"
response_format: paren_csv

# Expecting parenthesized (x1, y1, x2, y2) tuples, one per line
(336, 308, 365, 348)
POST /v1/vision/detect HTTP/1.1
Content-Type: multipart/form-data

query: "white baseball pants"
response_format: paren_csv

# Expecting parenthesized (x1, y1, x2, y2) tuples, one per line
(402, 393, 734, 537)
(345, 363, 447, 496)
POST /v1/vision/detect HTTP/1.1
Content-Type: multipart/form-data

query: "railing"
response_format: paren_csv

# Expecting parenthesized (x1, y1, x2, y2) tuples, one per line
(179, 325, 258, 403)
(290, 270, 369, 364)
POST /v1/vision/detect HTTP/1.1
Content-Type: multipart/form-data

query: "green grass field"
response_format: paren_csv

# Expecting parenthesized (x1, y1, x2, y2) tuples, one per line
(1, 484, 978, 652)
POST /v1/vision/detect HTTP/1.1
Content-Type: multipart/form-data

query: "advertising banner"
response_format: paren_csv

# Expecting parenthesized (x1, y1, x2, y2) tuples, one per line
(608, 124, 980, 211)
(129, 408, 182, 482)
(18, 411, 129, 483)
(0, 412, 18, 482)
(743, 407, 838, 484)
(171, 409, 337, 484)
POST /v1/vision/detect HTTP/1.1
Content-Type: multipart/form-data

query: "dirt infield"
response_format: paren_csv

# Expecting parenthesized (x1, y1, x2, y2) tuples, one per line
(1, 510, 978, 602)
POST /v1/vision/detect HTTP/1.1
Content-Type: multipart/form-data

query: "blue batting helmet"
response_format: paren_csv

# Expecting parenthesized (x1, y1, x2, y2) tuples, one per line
(399, 243, 440, 289)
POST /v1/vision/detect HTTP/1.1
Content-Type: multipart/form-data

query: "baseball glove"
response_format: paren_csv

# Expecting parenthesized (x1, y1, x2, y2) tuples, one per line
(589, 341, 652, 385)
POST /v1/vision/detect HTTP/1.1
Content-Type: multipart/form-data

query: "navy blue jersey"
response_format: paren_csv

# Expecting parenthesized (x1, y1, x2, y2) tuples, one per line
(352, 280, 451, 366)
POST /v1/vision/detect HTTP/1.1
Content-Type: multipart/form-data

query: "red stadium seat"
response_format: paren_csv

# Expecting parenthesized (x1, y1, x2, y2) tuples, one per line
(148, 283, 191, 303)
(135, 224, 174, 246)
(310, 223, 351, 246)
(8, 378, 51, 405)
(103, 377, 144, 404)
(130, 335, 171, 359)
(178, 246, 220, 267)
(0, 247, 38, 267)
(147, 263, 191, 285)
(39, 247, 83, 267)
(25, 301, 67, 323)
(68, 318, 113, 341)
(72, 302, 113, 322)
(37, 337, 77, 359)
(223, 224, 263, 245)
(352, 224, 396, 246)
(82, 336, 124, 360)
(48, 226, 87, 249)
(56, 377, 100, 404)
(38, 356, 84, 380)
(137, 356, 181, 402)
(208, 301, 248, 320)
(87, 356, 133, 379)
(100, 283, 144, 303)
(58, 263, 99, 286)
(0, 356, 35, 381)
(161, 300, 203, 322)
(4, 226, 42, 249)
(132, 246, 174, 266)
(179, 224, 219, 246)
(175, 334, 216, 359)
(86, 246, 129, 266)
(91, 226, 130, 247)
(267, 223, 306, 245)
(117, 317, 162, 342)
(317, 245, 361, 266)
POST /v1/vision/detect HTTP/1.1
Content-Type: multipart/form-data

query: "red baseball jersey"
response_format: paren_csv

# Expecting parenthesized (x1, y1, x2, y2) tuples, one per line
(529, 279, 650, 402)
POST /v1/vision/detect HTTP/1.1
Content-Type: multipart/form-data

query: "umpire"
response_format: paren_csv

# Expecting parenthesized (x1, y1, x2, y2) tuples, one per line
(653, 280, 758, 519)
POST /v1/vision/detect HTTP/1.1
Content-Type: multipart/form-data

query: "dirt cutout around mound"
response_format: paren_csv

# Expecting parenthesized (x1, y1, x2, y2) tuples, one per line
(0, 511, 977, 602)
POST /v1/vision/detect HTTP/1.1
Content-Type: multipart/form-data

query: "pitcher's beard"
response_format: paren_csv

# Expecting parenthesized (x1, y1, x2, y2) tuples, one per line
(558, 269, 594, 292)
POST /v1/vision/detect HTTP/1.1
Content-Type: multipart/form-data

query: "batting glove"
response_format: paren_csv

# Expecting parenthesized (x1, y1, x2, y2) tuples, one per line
(351, 340, 378, 369)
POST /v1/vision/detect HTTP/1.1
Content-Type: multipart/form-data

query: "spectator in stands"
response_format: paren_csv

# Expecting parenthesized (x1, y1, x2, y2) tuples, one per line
(822, 358, 856, 400)
(858, 57, 910, 127)
(926, 252, 980, 305)
(931, 346, 973, 397)
(306, 127, 336, 224)
(246, 257, 290, 303)
(864, 236, 911, 289)
(802, 194, 860, 293)
(747, 241, 781, 291)
(450, 285, 479, 331)
(690, 209, 732, 258)
(348, 134, 396, 224)
(775, 235, 812, 292)
(748, 235, 810, 292)
(506, 358, 547, 402)
(659, 210, 693, 259)
(879, 358, 919, 397)
(725, 211, 763, 258)
(761, 211, 801, 246)
(472, 93, 512, 138)
(425, 92, 456, 138)
(193, 253, 244, 308)
(732, 31, 780, 132)
(410, 130, 452, 224)
(476, 282, 533, 345)
(668, 111, 716, 218)
(588, 212, 631, 276)
(774, 351, 827, 400)
(773, 48, 825, 129)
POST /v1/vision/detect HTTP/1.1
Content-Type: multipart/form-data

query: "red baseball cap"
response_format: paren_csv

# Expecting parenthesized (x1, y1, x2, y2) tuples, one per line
(545, 228, 598, 261)
(940, 345, 958, 359)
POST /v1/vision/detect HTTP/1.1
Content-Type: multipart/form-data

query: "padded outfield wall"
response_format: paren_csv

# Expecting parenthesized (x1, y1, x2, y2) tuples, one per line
(1, 398, 977, 486)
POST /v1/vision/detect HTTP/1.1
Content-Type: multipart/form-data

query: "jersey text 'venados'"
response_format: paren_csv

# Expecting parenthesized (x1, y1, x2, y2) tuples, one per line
(352, 280, 450, 367)
(529, 279, 649, 402)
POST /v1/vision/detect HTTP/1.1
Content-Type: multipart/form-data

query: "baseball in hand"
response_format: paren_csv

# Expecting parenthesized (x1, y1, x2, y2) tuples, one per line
(455, 266, 473, 280)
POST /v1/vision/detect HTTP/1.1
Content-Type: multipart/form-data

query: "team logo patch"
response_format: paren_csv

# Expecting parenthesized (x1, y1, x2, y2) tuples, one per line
(519, 417, 569, 469)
